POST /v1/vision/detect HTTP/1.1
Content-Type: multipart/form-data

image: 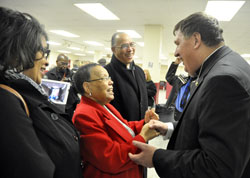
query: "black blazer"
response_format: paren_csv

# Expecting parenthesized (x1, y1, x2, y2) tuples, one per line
(0, 79, 82, 178)
(165, 62, 189, 109)
(153, 46, 250, 178)
(105, 55, 148, 121)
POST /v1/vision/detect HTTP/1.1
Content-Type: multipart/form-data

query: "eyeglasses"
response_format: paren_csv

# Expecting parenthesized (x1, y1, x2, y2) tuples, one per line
(35, 47, 50, 61)
(87, 76, 111, 82)
(116, 42, 136, 50)
(40, 47, 50, 59)
(58, 61, 69, 66)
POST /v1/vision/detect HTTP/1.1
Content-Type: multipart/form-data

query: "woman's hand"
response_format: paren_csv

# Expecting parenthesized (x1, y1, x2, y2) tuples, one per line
(139, 123, 160, 142)
(144, 108, 159, 123)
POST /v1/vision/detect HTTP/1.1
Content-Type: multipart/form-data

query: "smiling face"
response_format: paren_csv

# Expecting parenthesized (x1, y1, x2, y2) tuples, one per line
(174, 30, 201, 77)
(112, 33, 135, 65)
(56, 54, 69, 72)
(85, 66, 114, 105)
(23, 36, 49, 84)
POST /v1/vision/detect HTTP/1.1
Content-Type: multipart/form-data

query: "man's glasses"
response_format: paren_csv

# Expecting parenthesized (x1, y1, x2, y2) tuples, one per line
(116, 42, 136, 50)
(87, 76, 111, 82)
(58, 61, 69, 66)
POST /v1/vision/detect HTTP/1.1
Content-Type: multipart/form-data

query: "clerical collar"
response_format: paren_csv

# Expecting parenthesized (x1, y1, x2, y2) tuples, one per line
(195, 45, 224, 86)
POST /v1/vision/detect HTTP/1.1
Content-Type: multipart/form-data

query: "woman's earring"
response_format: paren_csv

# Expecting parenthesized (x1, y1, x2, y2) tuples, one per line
(89, 92, 92, 96)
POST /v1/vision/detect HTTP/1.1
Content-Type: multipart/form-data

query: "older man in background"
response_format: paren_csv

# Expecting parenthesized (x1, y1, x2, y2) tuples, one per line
(105, 32, 148, 122)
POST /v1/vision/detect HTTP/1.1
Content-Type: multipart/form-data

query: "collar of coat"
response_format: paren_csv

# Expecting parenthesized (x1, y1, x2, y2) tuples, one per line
(111, 54, 136, 70)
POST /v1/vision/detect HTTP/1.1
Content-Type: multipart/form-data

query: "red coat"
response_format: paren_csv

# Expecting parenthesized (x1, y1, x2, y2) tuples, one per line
(72, 96, 145, 178)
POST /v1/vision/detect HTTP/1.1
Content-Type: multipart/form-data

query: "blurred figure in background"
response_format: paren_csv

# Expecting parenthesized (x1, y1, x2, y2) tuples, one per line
(165, 57, 194, 121)
(45, 54, 80, 119)
(144, 69, 156, 108)
(98, 58, 107, 67)
(45, 53, 71, 82)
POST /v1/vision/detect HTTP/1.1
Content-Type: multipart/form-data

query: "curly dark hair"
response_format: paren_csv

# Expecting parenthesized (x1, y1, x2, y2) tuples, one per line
(173, 12, 224, 47)
(0, 7, 48, 77)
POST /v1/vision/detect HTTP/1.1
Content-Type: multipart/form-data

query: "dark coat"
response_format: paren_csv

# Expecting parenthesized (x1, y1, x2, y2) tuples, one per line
(153, 46, 250, 178)
(45, 67, 71, 81)
(105, 55, 148, 121)
(165, 62, 189, 109)
(146, 80, 156, 107)
(0, 79, 82, 178)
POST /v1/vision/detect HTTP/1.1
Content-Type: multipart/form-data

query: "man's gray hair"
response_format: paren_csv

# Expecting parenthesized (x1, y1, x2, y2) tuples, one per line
(111, 32, 126, 47)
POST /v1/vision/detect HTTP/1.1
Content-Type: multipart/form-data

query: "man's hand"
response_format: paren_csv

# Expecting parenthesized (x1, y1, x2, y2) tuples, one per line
(174, 57, 182, 65)
(128, 140, 157, 168)
(148, 120, 168, 136)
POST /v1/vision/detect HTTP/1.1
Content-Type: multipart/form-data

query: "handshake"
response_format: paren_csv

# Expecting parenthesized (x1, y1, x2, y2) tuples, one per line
(139, 109, 169, 142)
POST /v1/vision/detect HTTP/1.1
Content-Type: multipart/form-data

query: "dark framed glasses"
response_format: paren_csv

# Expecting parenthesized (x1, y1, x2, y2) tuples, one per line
(40, 47, 50, 59)
(87, 76, 111, 82)
(58, 61, 69, 66)
(116, 42, 136, 50)
(35, 47, 50, 61)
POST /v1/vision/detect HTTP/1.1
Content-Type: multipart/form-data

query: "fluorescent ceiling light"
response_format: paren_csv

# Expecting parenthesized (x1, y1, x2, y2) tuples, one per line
(105, 47, 111, 51)
(67, 46, 81, 51)
(74, 3, 119, 20)
(241, 54, 250, 58)
(75, 53, 86, 56)
(47, 41, 61, 46)
(160, 54, 167, 60)
(86, 51, 95, 54)
(137, 42, 144, 47)
(117, 30, 142, 38)
(50, 30, 79, 37)
(205, 1, 245, 21)
(57, 50, 71, 54)
(84, 41, 104, 46)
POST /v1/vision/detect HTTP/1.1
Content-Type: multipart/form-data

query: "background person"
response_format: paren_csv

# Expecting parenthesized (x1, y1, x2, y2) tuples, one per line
(45, 54, 80, 119)
(129, 12, 250, 178)
(72, 63, 160, 178)
(144, 69, 157, 108)
(98, 58, 107, 67)
(105, 32, 148, 122)
(45, 53, 71, 81)
(165, 57, 194, 121)
(0, 7, 82, 178)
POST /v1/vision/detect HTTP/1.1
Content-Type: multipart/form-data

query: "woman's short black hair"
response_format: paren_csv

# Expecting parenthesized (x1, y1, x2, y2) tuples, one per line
(73, 63, 99, 95)
(0, 7, 48, 75)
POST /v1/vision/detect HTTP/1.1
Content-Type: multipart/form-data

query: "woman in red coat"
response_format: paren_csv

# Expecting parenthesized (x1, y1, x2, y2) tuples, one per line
(72, 63, 160, 178)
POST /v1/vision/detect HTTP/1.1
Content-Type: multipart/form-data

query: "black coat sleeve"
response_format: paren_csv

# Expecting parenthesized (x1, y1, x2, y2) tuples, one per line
(165, 62, 179, 85)
(0, 89, 55, 178)
(146, 80, 157, 97)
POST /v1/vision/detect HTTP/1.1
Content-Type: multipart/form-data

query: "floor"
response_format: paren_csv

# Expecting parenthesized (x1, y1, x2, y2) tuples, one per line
(147, 89, 169, 178)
